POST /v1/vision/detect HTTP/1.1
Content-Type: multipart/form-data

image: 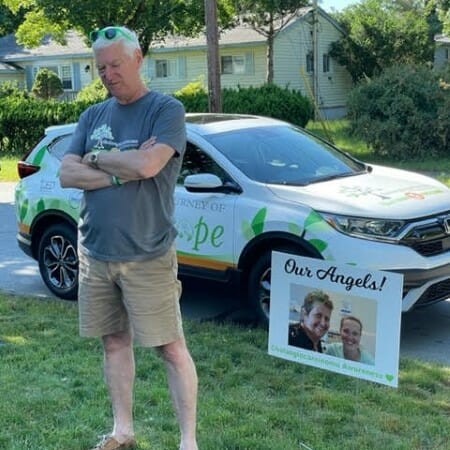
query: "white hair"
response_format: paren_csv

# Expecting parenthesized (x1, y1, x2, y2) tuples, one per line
(92, 26, 141, 57)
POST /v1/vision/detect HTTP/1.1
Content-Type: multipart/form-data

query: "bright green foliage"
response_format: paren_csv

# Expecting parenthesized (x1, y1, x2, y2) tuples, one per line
(330, 0, 435, 82)
(173, 79, 208, 111)
(174, 78, 207, 97)
(75, 78, 108, 103)
(0, 80, 28, 99)
(347, 64, 450, 160)
(31, 68, 63, 99)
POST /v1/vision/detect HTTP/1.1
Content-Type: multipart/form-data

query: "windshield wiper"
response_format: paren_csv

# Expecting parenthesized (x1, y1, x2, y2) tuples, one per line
(311, 170, 364, 184)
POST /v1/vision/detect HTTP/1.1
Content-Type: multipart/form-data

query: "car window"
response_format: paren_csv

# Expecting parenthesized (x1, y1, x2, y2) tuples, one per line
(47, 134, 74, 161)
(178, 142, 230, 184)
(204, 125, 365, 185)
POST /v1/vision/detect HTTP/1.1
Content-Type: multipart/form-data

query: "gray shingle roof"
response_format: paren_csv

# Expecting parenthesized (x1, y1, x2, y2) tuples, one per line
(0, 30, 91, 62)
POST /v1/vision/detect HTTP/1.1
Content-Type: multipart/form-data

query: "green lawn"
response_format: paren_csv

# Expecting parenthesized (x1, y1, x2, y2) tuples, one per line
(0, 156, 18, 182)
(0, 294, 449, 450)
(306, 120, 450, 178)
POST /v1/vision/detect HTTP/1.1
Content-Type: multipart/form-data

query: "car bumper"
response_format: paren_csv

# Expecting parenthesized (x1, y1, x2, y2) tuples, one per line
(16, 231, 34, 259)
(389, 262, 450, 311)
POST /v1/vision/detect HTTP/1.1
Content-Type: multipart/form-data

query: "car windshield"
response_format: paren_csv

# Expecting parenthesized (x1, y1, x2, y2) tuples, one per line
(204, 124, 366, 185)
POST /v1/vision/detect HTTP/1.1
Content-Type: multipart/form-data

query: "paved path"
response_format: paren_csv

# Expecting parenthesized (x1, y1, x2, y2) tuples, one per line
(1, 182, 449, 365)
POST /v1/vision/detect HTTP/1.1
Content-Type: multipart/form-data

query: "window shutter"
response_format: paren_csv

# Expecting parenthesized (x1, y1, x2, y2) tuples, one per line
(25, 66, 33, 90)
(147, 58, 156, 80)
(178, 56, 187, 78)
(245, 52, 254, 75)
(73, 62, 81, 90)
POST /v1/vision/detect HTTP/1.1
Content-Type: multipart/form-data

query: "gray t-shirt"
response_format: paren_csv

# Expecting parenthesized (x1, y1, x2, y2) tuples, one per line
(67, 90, 186, 262)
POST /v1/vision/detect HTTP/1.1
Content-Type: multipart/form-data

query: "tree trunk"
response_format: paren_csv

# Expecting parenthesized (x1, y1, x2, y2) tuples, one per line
(205, 0, 222, 112)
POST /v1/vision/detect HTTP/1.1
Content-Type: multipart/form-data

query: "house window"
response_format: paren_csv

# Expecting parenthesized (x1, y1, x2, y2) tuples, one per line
(60, 65, 73, 90)
(155, 59, 176, 78)
(306, 51, 314, 73)
(221, 55, 245, 75)
(33, 65, 73, 90)
(323, 54, 330, 73)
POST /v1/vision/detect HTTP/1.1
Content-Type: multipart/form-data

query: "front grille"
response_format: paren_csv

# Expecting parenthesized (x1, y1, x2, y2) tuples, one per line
(400, 215, 450, 257)
(414, 278, 450, 307)
(409, 236, 450, 256)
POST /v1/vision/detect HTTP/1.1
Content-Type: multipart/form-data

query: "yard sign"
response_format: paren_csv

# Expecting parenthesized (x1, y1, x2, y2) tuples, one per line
(268, 251, 403, 387)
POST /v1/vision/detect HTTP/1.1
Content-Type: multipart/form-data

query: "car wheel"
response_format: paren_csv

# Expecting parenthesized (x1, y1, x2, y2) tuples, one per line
(38, 223, 78, 300)
(247, 247, 303, 325)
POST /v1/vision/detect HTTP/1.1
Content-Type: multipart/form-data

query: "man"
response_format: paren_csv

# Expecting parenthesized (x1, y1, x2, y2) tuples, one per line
(60, 26, 198, 450)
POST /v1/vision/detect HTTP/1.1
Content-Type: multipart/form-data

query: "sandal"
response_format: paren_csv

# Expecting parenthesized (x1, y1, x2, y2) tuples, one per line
(91, 435, 137, 450)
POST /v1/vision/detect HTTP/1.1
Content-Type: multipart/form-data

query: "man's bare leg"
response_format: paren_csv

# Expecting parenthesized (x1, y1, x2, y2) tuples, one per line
(102, 330, 135, 442)
(158, 337, 198, 450)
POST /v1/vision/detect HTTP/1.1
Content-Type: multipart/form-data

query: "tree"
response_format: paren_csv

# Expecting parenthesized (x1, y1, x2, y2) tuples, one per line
(330, 0, 435, 82)
(435, 0, 450, 34)
(31, 68, 63, 99)
(0, 1, 26, 36)
(2, 0, 236, 55)
(233, 0, 308, 83)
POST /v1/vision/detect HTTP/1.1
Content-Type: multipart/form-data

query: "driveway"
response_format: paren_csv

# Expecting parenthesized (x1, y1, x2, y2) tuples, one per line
(1, 182, 449, 365)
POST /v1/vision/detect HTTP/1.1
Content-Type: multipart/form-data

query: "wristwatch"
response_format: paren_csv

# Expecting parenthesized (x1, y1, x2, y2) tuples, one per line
(88, 150, 100, 169)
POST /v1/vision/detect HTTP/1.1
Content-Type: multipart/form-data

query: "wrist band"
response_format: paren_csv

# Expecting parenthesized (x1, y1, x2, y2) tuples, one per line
(111, 175, 122, 186)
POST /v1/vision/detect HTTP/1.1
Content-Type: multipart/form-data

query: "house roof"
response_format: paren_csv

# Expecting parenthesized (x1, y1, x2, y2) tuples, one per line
(0, 30, 92, 62)
(435, 34, 450, 45)
(0, 61, 24, 73)
(0, 6, 341, 61)
(150, 7, 317, 52)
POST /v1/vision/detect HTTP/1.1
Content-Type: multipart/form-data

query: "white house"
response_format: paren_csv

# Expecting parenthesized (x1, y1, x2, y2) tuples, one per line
(0, 7, 353, 118)
(434, 34, 450, 70)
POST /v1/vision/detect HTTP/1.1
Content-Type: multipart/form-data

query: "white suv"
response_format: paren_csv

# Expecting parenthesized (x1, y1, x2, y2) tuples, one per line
(15, 114, 450, 322)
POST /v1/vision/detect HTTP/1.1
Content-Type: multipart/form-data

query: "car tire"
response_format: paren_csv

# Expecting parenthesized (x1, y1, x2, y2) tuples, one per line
(38, 223, 78, 300)
(247, 247, 304, 326)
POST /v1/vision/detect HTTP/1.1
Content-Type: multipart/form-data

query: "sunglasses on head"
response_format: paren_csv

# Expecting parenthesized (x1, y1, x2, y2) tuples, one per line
(90, 26, 134, 43)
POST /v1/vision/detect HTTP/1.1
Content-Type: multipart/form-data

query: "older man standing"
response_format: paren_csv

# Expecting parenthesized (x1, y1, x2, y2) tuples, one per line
(60, 26, 198, 450)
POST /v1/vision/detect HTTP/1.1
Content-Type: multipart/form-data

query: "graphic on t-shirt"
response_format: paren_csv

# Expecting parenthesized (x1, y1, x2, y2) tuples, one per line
(90, 124, 114, 149)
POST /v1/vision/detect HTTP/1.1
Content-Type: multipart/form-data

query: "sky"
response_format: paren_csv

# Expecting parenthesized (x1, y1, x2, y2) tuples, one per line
(318, 0, 361, 13)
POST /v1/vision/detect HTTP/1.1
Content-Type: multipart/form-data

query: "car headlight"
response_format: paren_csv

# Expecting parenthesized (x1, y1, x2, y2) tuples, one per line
(321, 213, 405, 241)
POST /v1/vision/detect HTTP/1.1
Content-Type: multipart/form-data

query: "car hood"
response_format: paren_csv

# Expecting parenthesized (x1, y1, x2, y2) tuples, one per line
(267, 165, 450, 219)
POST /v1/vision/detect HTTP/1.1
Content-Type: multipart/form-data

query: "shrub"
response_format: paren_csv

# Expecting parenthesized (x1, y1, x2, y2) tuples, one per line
(222, 84, 313, 127)
(76, 78, 108, 103)
(174, 83, 313, 127)
(347, 65, 448, 159)
(1, 83, 313, 156)
(0, 96, 90, 156)
(174, 79, 208, 112)
(31, 68, 64, 100)
(0, 81, 28, 100)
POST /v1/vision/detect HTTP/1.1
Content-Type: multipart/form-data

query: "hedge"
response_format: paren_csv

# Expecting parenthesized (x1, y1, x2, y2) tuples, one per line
(0, 84, 313, 156)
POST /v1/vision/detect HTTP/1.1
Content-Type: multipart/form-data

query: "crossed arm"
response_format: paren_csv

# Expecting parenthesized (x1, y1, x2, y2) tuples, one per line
(60, 136, 175, 190)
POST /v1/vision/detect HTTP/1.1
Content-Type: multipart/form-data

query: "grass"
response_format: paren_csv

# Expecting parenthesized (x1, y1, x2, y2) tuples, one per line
(0, 156, 18, 182)
(306, 120, 450, 185)
(0, 294, 449, 450)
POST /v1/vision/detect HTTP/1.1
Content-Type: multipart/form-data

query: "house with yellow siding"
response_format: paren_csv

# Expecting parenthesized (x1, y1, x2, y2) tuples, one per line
(0, 7, 353, 118)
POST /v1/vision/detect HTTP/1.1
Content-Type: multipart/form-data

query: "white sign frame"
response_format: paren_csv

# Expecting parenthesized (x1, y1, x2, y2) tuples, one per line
(268, 252, 403, 387)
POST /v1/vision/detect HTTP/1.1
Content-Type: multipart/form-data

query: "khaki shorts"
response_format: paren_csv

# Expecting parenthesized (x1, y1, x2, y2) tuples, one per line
(77, 245, 184, 347)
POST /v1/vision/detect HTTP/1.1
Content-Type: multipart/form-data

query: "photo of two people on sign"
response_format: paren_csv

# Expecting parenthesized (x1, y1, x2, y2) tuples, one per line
(288, 287, 376, 366)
